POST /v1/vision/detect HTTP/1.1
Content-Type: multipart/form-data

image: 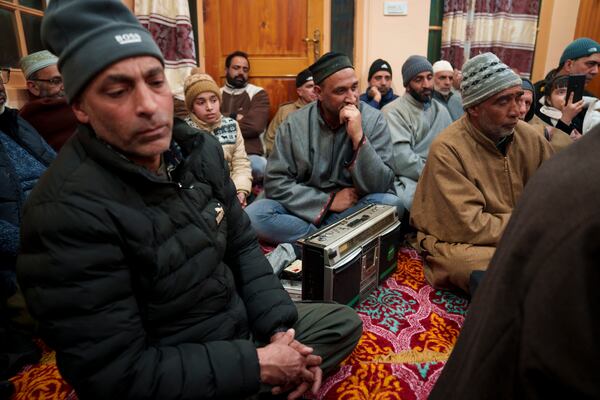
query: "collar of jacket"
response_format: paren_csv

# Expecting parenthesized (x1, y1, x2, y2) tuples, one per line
(223, 82, 249, 95)
(404, 91, 431, 110)
(433, 90, 453, 103)
(294, 99, 307, 109)
(363, 87, 396, 103)
(188, 112, 223, 132)
(381, 87, 396, 102)
(539, 103, 563, 120)
(462, 115, 515, 155)
(77, 121, 184, 183)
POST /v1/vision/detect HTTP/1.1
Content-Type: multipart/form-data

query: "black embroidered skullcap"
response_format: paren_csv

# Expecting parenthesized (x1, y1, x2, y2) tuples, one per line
(309, 52, 353, 85)
(295, 68, 313, 88)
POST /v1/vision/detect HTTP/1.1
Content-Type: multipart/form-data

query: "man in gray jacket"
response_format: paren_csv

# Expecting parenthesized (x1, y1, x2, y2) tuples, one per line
(382, 55, 452, 211)
(246, 52, 400, 245)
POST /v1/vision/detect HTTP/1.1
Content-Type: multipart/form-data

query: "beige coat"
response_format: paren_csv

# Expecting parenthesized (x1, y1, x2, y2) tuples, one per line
(185, 115, 252, 195)
(528, 114, 573, 152)
(411, 117, 554, 292)
(264, 99, 306, 156)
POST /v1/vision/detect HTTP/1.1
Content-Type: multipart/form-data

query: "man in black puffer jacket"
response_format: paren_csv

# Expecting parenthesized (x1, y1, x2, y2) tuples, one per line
(16, 1, 362, 399)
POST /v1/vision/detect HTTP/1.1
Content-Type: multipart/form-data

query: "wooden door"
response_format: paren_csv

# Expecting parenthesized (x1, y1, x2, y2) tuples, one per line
(203, 0, 324, 118)
(574, 0, 600, 97)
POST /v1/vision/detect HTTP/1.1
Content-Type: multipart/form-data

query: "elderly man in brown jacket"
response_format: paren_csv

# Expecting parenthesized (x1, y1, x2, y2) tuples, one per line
(411, 53, 554, 294)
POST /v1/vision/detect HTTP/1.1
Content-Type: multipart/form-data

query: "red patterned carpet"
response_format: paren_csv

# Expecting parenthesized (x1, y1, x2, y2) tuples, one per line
(9, 247, 468, 399)
(315, 247, 468, 399)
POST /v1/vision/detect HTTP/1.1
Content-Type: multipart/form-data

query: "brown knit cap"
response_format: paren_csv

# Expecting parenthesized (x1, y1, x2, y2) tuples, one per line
(183, 68, 221, 111)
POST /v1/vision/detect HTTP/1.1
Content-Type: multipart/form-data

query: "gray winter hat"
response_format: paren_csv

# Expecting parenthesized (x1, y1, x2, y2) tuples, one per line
(402, 55, 433, 86)
(41, 0, 164, 102)
(461, 52, 521, 109)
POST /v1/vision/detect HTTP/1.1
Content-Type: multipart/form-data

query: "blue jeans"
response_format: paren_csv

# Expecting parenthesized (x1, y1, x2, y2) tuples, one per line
(245, 193, 403, 244)
(248, 155, 267, 184)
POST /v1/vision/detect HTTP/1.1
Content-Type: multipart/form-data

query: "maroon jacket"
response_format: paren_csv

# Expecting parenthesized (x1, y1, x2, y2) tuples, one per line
(220, 83, 270, 156)
(19, 97, 78, 152)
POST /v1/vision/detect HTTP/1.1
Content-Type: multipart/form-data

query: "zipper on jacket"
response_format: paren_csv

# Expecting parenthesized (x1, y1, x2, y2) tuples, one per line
(328, 134, 335, 177)
(175, 182, 217, 245)
(173, 182, 195, 190)
(504, 156, 516, 206)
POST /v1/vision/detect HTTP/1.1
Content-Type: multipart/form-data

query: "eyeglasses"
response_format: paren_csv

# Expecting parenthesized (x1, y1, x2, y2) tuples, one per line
(32, 77, 63, 86)
(0, 69, 9, 84)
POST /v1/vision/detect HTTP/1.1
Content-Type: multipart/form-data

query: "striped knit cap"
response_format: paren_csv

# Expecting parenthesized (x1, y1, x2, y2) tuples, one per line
(460, 52, 521, 109)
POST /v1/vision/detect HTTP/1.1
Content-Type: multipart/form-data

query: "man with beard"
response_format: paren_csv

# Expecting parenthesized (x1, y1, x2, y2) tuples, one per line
(410, 53, 553, 294)
(359, 59, 398, 109)
(220, 51, 270, 183)
(264, 68, 317, 156)
(16, 2, 362, 399)
(533, 37, 600, 121)
(431, 60, 463, 121)
(382, 55, 452, 212)
(245, 52, 399, 245)
(0, 66, 53, 390)
(18, 50, 78, 151)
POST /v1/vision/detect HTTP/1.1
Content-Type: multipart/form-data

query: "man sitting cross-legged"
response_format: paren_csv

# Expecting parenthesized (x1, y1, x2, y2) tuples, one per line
(16, 2, 362, 399)
(246, 52, 400, 245)
(411, 53, 554, 294)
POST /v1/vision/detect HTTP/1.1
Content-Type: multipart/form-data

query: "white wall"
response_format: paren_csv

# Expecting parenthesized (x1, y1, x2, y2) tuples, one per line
(543, 0, 580, 74)
(355, 0, 431, 94)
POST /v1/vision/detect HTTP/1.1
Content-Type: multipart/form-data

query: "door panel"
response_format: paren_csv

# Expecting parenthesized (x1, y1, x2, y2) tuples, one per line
(251, 77, 297, 111)
(218, 0, 307, 56)
(203, 0, 324, 118)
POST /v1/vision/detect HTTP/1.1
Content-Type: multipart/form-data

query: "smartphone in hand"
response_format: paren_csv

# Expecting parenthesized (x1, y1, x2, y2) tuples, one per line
(566, 74, 586, 104)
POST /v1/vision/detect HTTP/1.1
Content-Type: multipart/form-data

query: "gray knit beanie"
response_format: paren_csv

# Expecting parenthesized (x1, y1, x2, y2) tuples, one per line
(461, 52, 521, 109)
(41, 0, 164, 102)
(402, 55, 433, 87)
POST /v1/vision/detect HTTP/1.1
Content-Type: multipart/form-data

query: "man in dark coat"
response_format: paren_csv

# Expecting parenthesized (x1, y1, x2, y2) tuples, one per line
(429, 125, 600, 399)
(0, 67, 53, 389)
(359, 58, 398, 109)
(16, 1, 362, 399)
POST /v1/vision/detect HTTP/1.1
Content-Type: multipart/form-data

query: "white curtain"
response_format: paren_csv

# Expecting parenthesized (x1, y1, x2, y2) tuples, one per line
(135, 0, 197, 97)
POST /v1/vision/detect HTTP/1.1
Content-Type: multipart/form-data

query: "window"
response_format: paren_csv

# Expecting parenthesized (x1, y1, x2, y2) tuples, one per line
(331, 0, 355, 61)
(427, 0, 443, 63)
(0, 0, 47, 68)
